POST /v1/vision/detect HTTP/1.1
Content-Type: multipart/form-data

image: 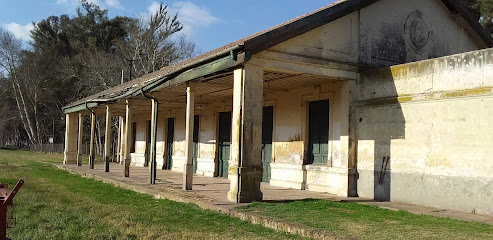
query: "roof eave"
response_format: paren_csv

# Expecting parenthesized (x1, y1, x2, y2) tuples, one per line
(62, 46, 245, 114)
(243, 0, 380, 54)
(244, 0, 493, 54)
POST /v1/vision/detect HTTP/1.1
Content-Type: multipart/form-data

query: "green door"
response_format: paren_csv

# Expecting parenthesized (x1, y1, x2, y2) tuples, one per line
(193, 115, 199, 173)
(165, 118, 174, 170)
(146, 120, 151, 167)
(218, 112, 231, 178)
(308, 100, 329, 164)
(261, 106, 273, 182)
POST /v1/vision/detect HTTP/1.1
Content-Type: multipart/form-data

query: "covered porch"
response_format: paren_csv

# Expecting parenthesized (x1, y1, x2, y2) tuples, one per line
(62, 49, 358, 203)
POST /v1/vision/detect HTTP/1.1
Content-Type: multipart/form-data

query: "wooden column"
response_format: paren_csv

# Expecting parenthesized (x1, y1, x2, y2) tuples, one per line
(104, 105, 112, 172)
(183, 84, 195, 190)
(149, 99, 158, 184)
(76, 112, 83, 166)
(227, 64, 263, 203)
(89, 113, 96, 169)
(116, 117, 122, 163)
(119, 116, 125, 165)
(124, 101, 132, 177)
(63, 113, 78, 164)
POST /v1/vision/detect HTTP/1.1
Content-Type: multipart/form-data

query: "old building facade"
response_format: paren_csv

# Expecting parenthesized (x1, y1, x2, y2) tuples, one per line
(63, 0, 493, 214)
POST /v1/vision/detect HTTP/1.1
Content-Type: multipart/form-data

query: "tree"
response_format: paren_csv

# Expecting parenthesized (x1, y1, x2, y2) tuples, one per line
(0, 28, 39, 145)
(117, 3, 198, 78)
(0, 1, 199, 147)
(461, 0, 493, 36)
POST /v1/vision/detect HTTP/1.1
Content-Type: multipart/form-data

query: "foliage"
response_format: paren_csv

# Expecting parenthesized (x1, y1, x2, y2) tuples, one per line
(0, 149, 300, 239)
(0, 1, 197, 147)
(461, 0, 493, 36)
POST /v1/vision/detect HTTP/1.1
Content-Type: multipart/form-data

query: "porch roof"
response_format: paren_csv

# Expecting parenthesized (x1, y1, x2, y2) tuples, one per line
(62, 0, 493, 114)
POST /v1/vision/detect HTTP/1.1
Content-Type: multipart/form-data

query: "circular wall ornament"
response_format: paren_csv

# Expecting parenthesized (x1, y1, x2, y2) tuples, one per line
(404, 11, 430, 54)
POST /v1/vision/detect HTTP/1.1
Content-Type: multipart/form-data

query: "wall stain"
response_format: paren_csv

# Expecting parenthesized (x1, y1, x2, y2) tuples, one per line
(440, 87, 492, 98)
(288, 134, 301, 142)
(371, 22, 407, 64)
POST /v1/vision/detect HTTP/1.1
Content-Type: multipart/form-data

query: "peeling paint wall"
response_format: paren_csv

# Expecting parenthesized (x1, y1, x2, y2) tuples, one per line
(360, 0, 486, 67)
(356, 48, 493, 214)
(171, 109, 186, 172)
(269, 12, 360, 64)
(130, 116, 147, 166)
(266, 81, 351, 196)
(268, 0, 487, 69)
(155, 117, 166, 167)
(196, 106, 218, 177)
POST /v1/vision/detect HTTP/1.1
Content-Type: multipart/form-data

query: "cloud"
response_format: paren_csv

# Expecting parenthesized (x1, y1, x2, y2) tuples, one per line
(105, 0, 123, 9)
(147, 1, 219, 37)
(147, 1, 161, 16)
(3, 22, 34, 41)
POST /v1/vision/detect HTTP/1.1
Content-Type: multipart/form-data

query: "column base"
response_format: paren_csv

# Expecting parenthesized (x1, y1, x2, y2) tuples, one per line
(64, 151, 77, 164)
(227, 166, 263, 203)
(183, 163, 193, 190)
(124, 158, 130, 177)
(76, 154, 83, 166)
(104, 156, 110, 172)
(89, 155, 95, 169)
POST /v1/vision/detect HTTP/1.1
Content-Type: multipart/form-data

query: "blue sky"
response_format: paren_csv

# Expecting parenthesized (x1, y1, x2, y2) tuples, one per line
(0, 0, 335, 53)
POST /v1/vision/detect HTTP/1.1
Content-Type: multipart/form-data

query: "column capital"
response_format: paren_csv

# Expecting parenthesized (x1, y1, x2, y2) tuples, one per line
(186, 81, 197, 90)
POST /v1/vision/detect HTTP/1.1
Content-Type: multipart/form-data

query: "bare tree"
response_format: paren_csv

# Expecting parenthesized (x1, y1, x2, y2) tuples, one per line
(0, 28, 38, 144)
(118, 3, 198, 79)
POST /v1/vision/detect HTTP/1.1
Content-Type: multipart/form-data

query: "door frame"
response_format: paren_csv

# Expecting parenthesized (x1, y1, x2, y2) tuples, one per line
(193, 114, 199, 173)
(164, 117, 175, 170)
(301, 90, 334, 166)
(263, 100, 277, 164)
(215, 109, 232, 178)
(261, 106, 274, 182)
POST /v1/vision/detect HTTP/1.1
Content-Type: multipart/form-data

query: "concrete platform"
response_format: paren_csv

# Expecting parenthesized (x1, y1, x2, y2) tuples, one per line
(57, 162, 493, 239)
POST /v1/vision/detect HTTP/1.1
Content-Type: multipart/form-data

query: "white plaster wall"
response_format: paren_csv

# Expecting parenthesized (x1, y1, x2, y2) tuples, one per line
(269, 12, 360, 64)
(266, 81, 351, 196)
(196, 106, 217, 176)
(356, 48, 493, 214)
(130, 115, 148, 167)
(171, 109, 186, 172)
(360, 0, 486, 67)
(267, 0, 486, 69)
(155, 116, 166, 168)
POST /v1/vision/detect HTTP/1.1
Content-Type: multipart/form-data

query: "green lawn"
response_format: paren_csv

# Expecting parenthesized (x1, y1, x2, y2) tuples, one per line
(0, 149, 302, 240)
(237, 199, 493, 240)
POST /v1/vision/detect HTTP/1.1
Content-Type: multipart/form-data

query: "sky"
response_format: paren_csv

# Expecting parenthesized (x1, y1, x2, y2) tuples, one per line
(0, 0, 335, 53)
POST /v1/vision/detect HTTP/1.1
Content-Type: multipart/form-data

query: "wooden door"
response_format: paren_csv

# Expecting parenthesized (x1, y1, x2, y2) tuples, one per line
(193, 115, 199, 173)
(261, 106, 273, 182)
(308, 100, 329, 164)
(145, 120, 151, 167)
(218, 112, 231, 178)
(165, 118, 174, 170)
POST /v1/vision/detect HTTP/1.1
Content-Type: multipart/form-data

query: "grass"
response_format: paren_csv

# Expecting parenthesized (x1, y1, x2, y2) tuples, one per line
(237, 199, 493, 240)
(0, 149, 302, 240)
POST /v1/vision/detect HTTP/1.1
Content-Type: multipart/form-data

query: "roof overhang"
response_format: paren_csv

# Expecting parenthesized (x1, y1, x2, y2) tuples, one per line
(62, 46, 245, 114)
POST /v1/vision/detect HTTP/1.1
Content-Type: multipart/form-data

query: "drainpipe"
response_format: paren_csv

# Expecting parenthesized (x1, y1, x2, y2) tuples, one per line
(140, 88, 158, 184)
